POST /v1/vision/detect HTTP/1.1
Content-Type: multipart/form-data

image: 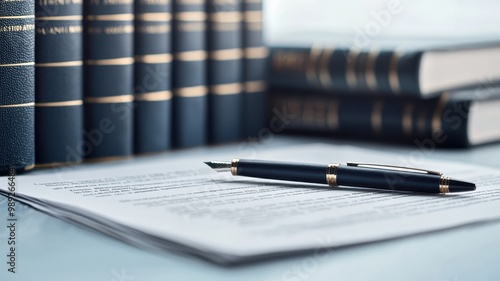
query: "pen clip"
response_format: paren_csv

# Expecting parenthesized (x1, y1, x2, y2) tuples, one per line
(346, 162, 443, 175)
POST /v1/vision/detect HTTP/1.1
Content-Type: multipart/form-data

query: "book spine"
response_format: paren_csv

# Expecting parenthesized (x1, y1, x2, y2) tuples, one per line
(242, 0, 268, 137)
(84, 0, 134, 160)
(134, 0, 173, 153)
(0, 0, 35, 173)
(207, 0, 243, 143)
(34, 0, 84, 166)
(269, 47, 423, 97)
(172, 0, 208, 148)
(269, 89, 470, 147)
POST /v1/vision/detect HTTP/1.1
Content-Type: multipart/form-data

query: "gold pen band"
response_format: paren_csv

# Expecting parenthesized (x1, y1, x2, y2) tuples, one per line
(231, 158, 239, 176)
(326, 163, 340, 187)
(439, 176, 450, 193)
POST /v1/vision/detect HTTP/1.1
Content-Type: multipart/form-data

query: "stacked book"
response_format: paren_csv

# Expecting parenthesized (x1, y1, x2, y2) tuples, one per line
(268, 37, 500, 147)
(0, 0, 268, 174)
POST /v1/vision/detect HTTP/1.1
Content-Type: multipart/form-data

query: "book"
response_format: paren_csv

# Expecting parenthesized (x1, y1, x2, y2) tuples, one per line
(0, 0, 35, 174)
(34, 0, 84, 167)
(269, 86, 500, 147)
(242, 0, 268, 137)
(269, 38, 500, 97)
(207, 0, 243, 143)
(3, 144, 500, 265)
(134, 0, 173, 153)
(84, 0, 134, 160)
(172, 0, 208, 148)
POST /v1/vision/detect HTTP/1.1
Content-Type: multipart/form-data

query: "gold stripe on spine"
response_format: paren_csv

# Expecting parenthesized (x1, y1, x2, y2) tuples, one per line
(85, 95, 134, 104)
(36, 100, 83, 107)
(24, 164, 35, 171)
(85, 57, 134, 66)
(35, 16, 83, 21)
(389, 52, 402, 94)
(209, 48, 243, 60)
(230, 158, 239, 176)
(0, 15, 35, 19)
(306, 45, 322, 86)
(135, 91, 172, 101)
(244, 47, 269, 59)
(439, 176, 450, 193)
(365, 49, 379, 92)
(174, 86, 208, 97)
(371, 100, 384, 136)
(174, 12, 206, 21)
(0, 102, 35, 108)
(245, 81, 267, 93)
(326, 100, 339, 130)
(36, 61, 83, 67)
(244, 11, 262, 22)
(318, 47, 333, 89)
(174, 50, 207, 61)
(209, 12, 242, 22)
(431, 92, 450, 135)
(86, 14, 134, 21)
(35, 161, 82, 169)
(210, 83, 243, 95)
(135, 54, 172, 64)
(135, 13, 172, 22)
(326, 163, 340, 187)
(345, 48, 359, 90)
(0, 62, 35, 67)
(402, 103, 414, 139)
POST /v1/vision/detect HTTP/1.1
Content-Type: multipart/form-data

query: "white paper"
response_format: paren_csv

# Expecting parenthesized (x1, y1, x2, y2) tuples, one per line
(2, 144, 500, 263)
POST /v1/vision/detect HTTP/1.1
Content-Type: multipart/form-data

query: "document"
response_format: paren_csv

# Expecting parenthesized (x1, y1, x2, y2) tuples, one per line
(2, 144, 500, 264)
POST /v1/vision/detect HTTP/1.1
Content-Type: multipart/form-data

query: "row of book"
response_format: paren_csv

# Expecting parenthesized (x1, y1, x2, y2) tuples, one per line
(0, 0, 268, 174)
(267, 38, 500, 147)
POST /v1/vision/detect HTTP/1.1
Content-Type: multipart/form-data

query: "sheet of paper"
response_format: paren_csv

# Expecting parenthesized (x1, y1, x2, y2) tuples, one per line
(2, 144, 500, 263)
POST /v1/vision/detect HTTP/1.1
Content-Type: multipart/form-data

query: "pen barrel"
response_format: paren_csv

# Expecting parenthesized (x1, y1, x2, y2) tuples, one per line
(235, 159, 327, 184)
(337, 165, 441, 193)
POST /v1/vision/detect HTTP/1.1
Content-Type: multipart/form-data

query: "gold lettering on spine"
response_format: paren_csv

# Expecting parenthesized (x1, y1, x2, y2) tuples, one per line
(431, 92, 450, 136)
(366, 49, 379, 92)
(346, 48, 359, 90)
(306, 46, 322, 86)
(389, 51, 402, 94)
(319, 47, 333, 89)
(371, 100, 384, 136)
(402, 103, 413, 139)
(0, 24, 35, 32)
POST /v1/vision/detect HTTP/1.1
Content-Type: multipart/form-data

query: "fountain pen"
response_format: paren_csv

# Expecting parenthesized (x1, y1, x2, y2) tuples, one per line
(204, 159, 476, 193)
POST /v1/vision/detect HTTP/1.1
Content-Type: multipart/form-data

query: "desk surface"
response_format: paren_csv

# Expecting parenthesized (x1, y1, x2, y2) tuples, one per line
(1, 136, 500, 281)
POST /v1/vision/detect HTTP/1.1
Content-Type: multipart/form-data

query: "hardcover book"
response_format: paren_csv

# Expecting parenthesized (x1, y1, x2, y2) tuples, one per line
(172, 0, 208, 148)
(242, 0, 268, 137)
(269, 38, 500, 97)
(83, 0, 134, 160)
(134, 0, 173, 153)
(207, 0, 244, 143)
(0, 0, 35, 173)
(270, 86, 500, 147)
(35, 0, 84, 166)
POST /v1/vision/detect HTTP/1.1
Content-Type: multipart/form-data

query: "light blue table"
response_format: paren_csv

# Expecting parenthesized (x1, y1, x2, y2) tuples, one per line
(1, 136, 500, 281)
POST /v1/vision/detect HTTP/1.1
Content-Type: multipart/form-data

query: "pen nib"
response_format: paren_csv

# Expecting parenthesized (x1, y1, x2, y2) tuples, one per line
(204, 161, 231, 172)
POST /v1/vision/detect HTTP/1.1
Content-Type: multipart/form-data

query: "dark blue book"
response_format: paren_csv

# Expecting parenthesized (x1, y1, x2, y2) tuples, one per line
(0, 0, 35, 174)
(207, 0, 243, 143)
(84, 0, 134, 160)
(134, 0, 173, 153)
(242, 0, 268, 137)
(269, 38, 500, 98)
(35, 0, 84, 167)
(172, 0, 208, 148)
(270, 86, 500, 148)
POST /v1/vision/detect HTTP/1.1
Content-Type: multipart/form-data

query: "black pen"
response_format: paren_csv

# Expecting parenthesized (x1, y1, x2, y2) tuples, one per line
(204, 159, 476, 193)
